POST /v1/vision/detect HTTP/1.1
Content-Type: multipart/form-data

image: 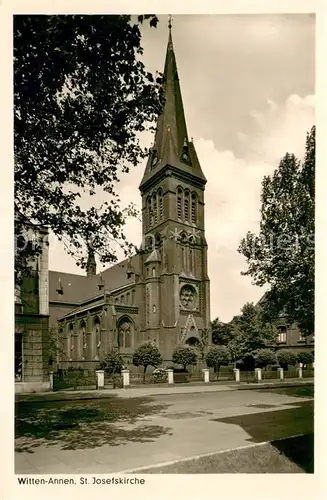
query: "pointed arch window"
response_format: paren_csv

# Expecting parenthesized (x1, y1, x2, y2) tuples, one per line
(177, 187, 183, 220)
(158, 189, 163, 220)
(191, 193, 197, 225)
(184, 190, 190, 222)
(118, 317, 134, 349)
(147, 196, 152, 228)
(152, 194, 157, 225)
(80, 320, 87, 358)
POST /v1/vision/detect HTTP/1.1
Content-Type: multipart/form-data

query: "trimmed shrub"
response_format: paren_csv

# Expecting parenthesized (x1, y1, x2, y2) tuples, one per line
(255, 348, 277, 368)
(99, 348, 124, 388)
(172, 345, 198, 371)
(205, 346, 229, 379)
(277, 349, 298, 369)
(297, 351, 314, 365)
(132, 342, 163, 383)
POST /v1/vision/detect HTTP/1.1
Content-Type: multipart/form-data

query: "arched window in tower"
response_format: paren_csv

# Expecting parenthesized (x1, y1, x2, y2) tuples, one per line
(177, 187, 183, 220)
(191, 193, 197, 225)
(147, 196, 152, 228)
(153, 194, 157, 225)
(158, 189, 163, 220)
(184, 190, 190, 222)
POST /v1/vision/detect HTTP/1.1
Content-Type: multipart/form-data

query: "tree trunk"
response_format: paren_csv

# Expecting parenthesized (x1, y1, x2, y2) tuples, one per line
(143, 365, 147, 383)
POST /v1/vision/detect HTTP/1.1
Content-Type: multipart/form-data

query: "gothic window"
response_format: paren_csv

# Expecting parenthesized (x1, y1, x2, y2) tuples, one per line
(191, 193, 197, 225)
(126, 292, 130, 304)
(189, 248, 193, 274)
(80, 320, 86, 356)
(118, 317, 133, 349)
(132, 289, 135, 304)
(152, 267, 156, 277)
(121, 295, 125, 304)
(147, 196, 153, 227)
(94, 316, 101, 349)
(115, 297, 119, 303)
(153, 194, 157, 225)
(184, 190, 190, 222)
(177, 188, 183, 220)
(158, 189, 163, 220)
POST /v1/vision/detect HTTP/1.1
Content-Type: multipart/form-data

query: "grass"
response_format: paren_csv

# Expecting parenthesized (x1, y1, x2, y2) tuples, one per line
(212, 400, 313, 443)
(136, 434, 314, 474)
(260, 385, 314, 398)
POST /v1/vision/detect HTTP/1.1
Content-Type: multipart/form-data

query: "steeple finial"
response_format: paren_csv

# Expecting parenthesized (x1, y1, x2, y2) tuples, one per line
(86, 245, 96, 277)
(168, 14, 172, 30)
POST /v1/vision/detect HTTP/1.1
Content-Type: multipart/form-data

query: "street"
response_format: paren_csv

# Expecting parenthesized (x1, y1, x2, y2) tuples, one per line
(15, 386, 314, 474)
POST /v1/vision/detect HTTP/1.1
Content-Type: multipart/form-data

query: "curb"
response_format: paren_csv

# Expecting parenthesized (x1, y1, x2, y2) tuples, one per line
(235, 380, 314, 391)
(15, 380, 313, 404)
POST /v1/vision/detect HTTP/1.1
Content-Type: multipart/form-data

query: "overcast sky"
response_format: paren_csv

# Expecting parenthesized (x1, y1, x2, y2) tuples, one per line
(49, 14, 315, 322)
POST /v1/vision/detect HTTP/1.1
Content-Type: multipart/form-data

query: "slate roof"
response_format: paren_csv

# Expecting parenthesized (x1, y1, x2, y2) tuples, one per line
(49, 253, 140, 305)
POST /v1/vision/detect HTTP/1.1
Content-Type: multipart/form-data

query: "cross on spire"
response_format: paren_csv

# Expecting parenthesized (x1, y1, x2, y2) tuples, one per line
(168, 14, 173, 29)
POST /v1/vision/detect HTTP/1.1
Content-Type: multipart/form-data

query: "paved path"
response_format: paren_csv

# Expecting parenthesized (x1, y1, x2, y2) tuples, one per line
(16, 378, 313, 402)
(15, 387, 313, 474)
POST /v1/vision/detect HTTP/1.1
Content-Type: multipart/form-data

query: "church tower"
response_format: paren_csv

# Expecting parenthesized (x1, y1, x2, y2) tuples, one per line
(139, 20, 211, 359)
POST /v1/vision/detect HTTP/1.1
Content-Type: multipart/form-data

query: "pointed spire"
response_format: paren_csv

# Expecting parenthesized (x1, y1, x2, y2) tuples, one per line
(86, 246, 96, 277)
(140, 19, 206, 190)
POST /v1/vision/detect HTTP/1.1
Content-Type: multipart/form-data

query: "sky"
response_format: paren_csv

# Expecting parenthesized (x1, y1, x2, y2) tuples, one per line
(48, 14, 315, 322)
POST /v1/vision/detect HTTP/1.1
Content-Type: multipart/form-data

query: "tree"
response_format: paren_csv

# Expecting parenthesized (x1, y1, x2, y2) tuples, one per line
(14, 15, 164, 284)
(277, 349, 298, 369)
(132, 342, 162, 383)
(205, 346, 229, 379)
(211, 318, 234, 346)
(227, 302, 277, 361)
(100, 348, 124, 388)
(297, 351, 314, 365)
(254, 348, 277, 369)
(238, 127, 315, 336)
(172, 345, 198, 371)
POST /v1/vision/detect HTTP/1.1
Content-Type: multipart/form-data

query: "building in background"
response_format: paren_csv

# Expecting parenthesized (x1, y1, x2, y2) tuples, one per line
(15, 225, 50, 392)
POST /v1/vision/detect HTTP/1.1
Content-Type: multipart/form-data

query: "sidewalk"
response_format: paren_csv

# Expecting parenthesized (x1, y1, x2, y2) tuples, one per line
(16, 378, 313, 403)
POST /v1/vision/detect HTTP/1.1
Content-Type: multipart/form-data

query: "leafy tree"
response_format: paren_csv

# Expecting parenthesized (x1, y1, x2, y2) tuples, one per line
(227, 302, 277, 361)
(47, 325, 67, 368)
(211, 318, 234, 345)
(238, 127, 315, 336)
(172, 345, 198, 371)
(254, 348, 277, 369)
(132, 342, 162, 383)
(297, 351, 314, 365)
(205, 346, 229, 379)
(100, 348, 124, 388)
(277, 349, 298, 369)
(14, 14, 164, 284)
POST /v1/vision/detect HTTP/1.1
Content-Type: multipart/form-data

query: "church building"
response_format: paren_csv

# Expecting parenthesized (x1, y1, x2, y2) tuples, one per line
(49, 24, 211, 367)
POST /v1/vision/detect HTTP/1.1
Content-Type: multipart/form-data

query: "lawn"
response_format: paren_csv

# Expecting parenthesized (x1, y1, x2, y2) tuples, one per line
(136, 434, 314, 474)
